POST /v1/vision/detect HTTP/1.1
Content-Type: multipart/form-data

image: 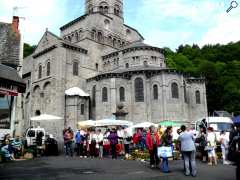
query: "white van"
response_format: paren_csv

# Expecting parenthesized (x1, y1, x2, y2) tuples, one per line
(195, 117, 233, 141)
(26, 127, 46, 146)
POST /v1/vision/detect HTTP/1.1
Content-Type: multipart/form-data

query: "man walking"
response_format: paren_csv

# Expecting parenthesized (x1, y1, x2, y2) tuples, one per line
(178, 125, 197, 177)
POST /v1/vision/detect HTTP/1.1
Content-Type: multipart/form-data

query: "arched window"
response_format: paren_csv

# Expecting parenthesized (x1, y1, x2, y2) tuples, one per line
(183, 81, 187, 103)
(96, 63, 99, 71)
(92, 85, 96, 107)
(102, 87, 108, 102)
(153, 84, 158, 100)
(135, 78, 144, 102)
(97, 31, 103, 43)
(125, 63, 129, 68)
(91, 29, 96, 40)
(171, 82, 179, 99)
(104, 19, 110, 30)
(143, 61, 148, 66)
(108, 35, 112, 44)
(73, 61, 79, 76)
(113, 38, 116, 47)
(114, 5, 120, 16)
(46, 62, 50, 76)
(196, 90, 201, 104)
(75, 32, 79, 42)
(104, 6, 108, 13)
(119, 87, 125, 102)
(38, 65, 42, 79)
(88, 4, 93, 13)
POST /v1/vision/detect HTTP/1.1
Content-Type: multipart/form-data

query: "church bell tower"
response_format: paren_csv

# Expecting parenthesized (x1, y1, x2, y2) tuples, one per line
(85, 0, 123, 19)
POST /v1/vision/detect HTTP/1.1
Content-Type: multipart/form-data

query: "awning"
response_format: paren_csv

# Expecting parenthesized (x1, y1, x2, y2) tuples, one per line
(0, 64, 26, 94)
(30, 114, 63, 121)
(65, 87, 89, 97)
(131, 122, 157, 129)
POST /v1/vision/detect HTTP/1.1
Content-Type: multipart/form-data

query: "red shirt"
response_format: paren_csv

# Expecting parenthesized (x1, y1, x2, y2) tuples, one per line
(146, 131, 160, 150)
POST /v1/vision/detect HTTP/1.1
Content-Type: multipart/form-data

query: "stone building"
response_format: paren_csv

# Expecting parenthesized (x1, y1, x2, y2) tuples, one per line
(22, 0, 207, 138)
(0, 16, 25, 138)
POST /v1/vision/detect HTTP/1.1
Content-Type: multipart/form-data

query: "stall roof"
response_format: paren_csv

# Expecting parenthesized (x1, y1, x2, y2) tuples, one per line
(65, 87, 89, 97)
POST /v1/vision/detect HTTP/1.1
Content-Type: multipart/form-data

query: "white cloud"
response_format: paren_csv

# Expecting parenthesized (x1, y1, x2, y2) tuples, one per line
(0, 0, 66, 45)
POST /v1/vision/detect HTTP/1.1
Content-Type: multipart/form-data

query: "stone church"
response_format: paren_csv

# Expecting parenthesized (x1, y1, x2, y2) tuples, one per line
(22, 0, 207, 138)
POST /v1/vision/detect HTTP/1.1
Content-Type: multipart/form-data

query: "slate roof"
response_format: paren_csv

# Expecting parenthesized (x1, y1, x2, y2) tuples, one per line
(0, 64, 26, 93)
(0, 22, 20, 68)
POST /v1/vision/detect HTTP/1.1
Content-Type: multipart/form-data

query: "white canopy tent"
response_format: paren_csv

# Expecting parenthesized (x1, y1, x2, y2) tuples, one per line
(77, 120, 96, 128)
(30, 114, 63, 121)
(131, 122, 157, 129)
(65, 87, 90, 97)
(95, 119, 133, 127)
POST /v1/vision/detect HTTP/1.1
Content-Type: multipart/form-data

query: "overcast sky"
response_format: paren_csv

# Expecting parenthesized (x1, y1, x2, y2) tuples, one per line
(0, 0, 239, 50)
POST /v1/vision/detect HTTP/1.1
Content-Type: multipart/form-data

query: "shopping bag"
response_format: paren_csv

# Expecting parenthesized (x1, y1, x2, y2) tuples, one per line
(157, 146, 173, 158)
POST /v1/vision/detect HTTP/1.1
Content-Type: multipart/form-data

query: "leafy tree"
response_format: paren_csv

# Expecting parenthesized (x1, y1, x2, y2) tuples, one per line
(23, 43, 36, 58)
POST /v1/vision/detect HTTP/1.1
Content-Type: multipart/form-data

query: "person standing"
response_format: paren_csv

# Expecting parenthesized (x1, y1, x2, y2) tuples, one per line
(220, 130, 230, 165)
(178, 125, 197, 177)
(146, 125, 160, 168)
(63, 127, 74, 157)
(197, 127, 207, 162)
(206, 127, 217, 166)
(75, 129, 82, 157)
(96, 129, 104, 159)
(160, 126, 173, 173)
(89, 129, 97, 158)
(117, 127, 124, 155)
(108, 129, 119, 159)
(228, 123, 240, 180)
(123, 129, 131, 159)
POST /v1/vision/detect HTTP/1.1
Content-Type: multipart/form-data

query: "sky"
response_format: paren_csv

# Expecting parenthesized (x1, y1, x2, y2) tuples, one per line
(0, 0, 240, 50)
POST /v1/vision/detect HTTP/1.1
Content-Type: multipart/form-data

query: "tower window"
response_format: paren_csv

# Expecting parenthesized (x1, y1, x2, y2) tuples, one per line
(104, 6, 108, 13)
(171, 82, 179, 99)
(80, 104, 85, 115)
(91, 29, 96, 40)
(97, 31, 103, 43)
(135, 78, 144, 102)
(114, 5, 120, 16)
(125, 63, 129, 68)
(38, 65, 42, 79)
(96, 63, 99, 71)
(73, 61, 79, 76)
(119, 87, 125, 102)
(92, 85, 96, 107)
(153, 84, 158, 100)
(196, 90, 201, 104)
(113, 38, 116, 47)
(46, 62, 50, 76)
(102, 87, 108, 102)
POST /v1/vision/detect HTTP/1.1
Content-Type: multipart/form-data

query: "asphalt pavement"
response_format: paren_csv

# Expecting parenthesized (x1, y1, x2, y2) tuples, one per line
(0, 156, 235, 180)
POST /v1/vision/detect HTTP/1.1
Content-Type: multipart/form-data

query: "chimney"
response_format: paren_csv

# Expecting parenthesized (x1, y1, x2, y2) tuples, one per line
(12, 16, 20, 37)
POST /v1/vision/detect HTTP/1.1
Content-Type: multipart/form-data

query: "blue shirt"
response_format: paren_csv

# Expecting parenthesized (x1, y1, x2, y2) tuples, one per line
(178, 132, 196, 152)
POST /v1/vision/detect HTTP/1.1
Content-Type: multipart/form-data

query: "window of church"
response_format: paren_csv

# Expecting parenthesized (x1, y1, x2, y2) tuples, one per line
(183, 81, 187, 103)
(73, 61, 79, 76)
(113, 38, 116, 47)
(96, 63, 99, 71)
(38, 65, 42, 79)
(119, 87, 125, 102)
(104, 19, 110, 30)
(46, 62, 50, 76)
(135, 78, 144, 102)
(117, 40, 121, 47)
(114, 5, 120, 16)
(91, 29, 96, 40)
(102, 87, 108, 102)
(171, 82, 179, 99)
(104, 6, 108, 13)
(143, 61, 148, 67)
(99, 6, 103, 13)
(92, 85, 96, 107)
(196, 90, 201, 104)
(125, 63, 129, 68)
(153, 84, 158, 100)
(108, 35, 112, 44)
(88, 4, 93, 13)
(97, 31, 103, 43)
(75, 32, 79, 42)
(80, 104, 84, 115)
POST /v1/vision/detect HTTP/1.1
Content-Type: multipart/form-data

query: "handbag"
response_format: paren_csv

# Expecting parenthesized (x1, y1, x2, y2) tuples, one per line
(157, 146, 173, 158)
